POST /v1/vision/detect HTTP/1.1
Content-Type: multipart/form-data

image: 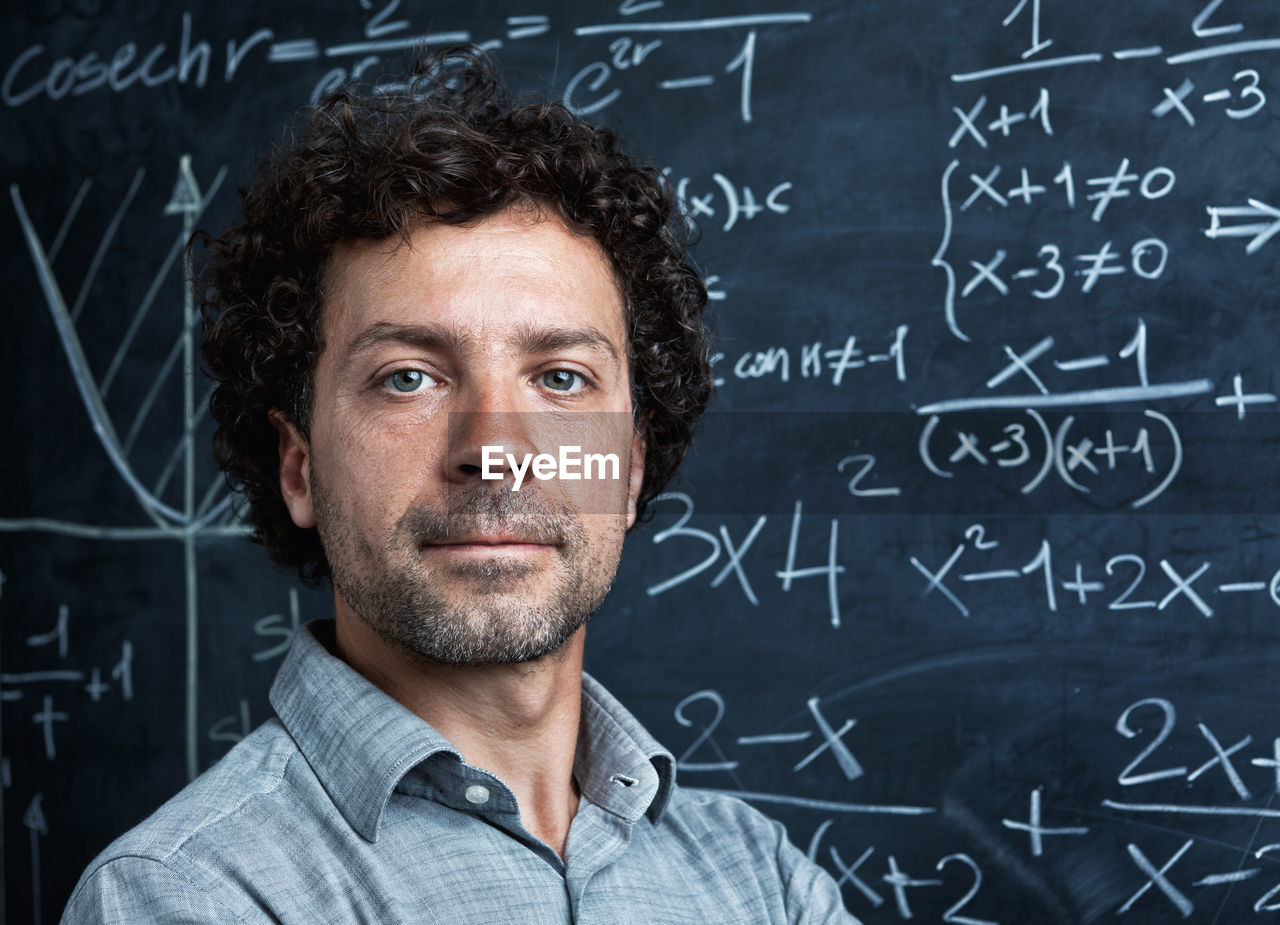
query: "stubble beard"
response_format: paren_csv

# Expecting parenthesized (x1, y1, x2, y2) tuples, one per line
(311, 472, 624, 667)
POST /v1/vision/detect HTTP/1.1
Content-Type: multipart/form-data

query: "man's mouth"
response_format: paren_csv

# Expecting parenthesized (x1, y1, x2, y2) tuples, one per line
(401, 491, 571, 550)
(422, 533, 558, 551)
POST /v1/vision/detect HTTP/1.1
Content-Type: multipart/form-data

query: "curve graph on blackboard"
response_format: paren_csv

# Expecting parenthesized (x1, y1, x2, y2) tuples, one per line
(5, 157, 247, 783)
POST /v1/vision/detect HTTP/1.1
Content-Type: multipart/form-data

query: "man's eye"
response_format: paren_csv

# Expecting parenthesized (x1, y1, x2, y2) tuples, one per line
(383, 369, 434, 393)
(540, 370, 584, 392)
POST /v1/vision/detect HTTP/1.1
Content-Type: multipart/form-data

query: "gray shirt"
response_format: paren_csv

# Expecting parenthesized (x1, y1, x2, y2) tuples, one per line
(62, 621, 859, 924)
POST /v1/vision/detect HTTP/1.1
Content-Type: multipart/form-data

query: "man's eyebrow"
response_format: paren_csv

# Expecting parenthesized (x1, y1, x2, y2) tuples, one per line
(341, 322, 474, 368)
(514, 325, 622, 369)
(339, 321, 623, 371)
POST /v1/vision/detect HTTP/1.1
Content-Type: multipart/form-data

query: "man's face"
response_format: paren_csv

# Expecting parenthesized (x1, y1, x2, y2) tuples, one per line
(276, 208, 643, 666)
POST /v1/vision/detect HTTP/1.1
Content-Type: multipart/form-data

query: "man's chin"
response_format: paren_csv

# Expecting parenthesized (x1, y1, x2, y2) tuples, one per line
(419, 547, 541, 580)
(384, 612, 587, 668)
(431, 563, 562, 599)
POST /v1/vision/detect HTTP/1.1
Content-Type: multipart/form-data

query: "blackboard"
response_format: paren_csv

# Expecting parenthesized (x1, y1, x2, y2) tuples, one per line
(3, 1, 1280, 921)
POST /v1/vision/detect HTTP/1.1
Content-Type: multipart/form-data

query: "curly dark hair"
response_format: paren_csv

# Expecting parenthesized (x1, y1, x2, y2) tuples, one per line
(200, 46, 713, 584)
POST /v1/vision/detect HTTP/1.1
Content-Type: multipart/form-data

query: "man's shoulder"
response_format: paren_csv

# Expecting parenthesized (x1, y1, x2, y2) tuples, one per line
(664, 785, 786, 830)
(655, 786, 862, 924)
(101, 719, 301, 861)
(656, 784, 799, 861)
(64, 719, 306, 921)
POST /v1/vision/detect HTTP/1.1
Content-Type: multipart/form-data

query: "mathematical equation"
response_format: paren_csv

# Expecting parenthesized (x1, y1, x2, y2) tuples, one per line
(667, 169, 792, 234)
(0, 601, 135, 762)
(673, 686, 1280, 920)
(909, 521, 1280, 619)
(0, 585, 306, 764)
(919, 407, 1183, 508)
(935, 0, 1280, 360)
(809, 812, 1280, 921)
(2, 2, 815, 122)
(710, 326, 908, 389)
(952, 0, 1280, 88)
(935, 151, 1181, 342)
(646, 493, 1280, 628)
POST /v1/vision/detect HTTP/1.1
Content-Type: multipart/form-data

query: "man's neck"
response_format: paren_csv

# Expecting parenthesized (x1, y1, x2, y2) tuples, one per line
(333, 611, 584, 858)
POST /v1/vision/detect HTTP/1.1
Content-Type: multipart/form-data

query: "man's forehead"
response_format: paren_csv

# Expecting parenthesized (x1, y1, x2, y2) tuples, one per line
(326, 210, 619, 287)
(318, 211, 629, 349)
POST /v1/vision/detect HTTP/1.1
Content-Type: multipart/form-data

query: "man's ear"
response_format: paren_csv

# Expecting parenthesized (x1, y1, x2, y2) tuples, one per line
(269, 409, 316, 529)
(625, 428, 645, 530)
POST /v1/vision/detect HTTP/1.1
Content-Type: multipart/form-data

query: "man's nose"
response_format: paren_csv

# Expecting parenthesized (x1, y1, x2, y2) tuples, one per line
(445, 386, 542, 486)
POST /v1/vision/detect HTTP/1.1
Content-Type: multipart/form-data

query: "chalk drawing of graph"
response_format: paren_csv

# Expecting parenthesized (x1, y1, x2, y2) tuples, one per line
(5, 157, 247, 782)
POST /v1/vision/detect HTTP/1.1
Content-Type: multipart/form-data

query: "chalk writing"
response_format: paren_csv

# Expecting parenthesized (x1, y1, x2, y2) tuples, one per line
(676, 689, 933, 816)
(667, 170, 793, 233)
(907, 524, 1243, 619)
(714, 326, 908, 388)
(566, 13, 811, 119)
(917, 408, 1183, 506)
(647, 494, 844, 629)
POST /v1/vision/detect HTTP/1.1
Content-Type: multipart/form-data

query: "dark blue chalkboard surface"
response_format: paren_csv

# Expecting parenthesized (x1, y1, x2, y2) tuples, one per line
(3, 1, 1280, 921)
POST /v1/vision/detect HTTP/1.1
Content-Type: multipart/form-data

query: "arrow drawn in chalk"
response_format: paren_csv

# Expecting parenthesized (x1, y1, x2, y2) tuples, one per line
(24, 792, 47, 925)
(1204, 199, 1280, 254)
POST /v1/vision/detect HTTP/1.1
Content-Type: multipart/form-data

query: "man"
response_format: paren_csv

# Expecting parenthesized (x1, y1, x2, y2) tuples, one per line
(62, 48, 859, 923)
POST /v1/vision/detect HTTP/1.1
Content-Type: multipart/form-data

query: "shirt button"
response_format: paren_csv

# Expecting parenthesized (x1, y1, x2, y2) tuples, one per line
(465, 784, 490, 805)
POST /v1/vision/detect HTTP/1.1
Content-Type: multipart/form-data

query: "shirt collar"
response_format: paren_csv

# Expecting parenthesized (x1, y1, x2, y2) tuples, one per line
(576, 673, 676, 825)
(270, 621, 461, 842)
(271, 621, 677, 841)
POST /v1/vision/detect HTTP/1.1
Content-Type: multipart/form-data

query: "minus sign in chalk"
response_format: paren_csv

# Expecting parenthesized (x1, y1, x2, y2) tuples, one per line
(1054, 355, 1110, 371)
(1204, 89, 1232, 102)
(1112, 46, 1164, 60)
(1194, 869, 1261, 886)
(268, 41, 321, 62)
(1011, 268, 1040, 279)
(658, 75, 715, 90)
(1218, 582, 1267, 592)
(960, 570, 1021, 582)
(737, 732, 813, 746)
